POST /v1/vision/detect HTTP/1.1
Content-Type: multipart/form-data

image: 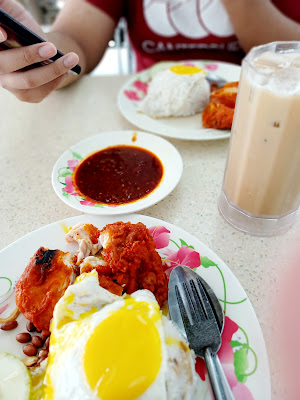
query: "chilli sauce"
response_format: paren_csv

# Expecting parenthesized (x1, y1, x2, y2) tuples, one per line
(73, 145, 163, 205)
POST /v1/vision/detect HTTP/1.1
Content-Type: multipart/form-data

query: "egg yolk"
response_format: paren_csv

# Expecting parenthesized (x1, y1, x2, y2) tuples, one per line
(169, 65, 205, 75)
(83, 299, 162, 400)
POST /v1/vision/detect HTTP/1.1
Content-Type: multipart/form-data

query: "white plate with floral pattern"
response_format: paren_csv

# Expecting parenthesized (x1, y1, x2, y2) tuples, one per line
(0, 214, 270, 400)
(51, 130, 183, 215)
(118, 60, 241, 141)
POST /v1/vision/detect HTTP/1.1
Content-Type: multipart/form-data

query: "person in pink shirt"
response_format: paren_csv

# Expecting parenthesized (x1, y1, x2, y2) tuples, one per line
(0, 0, 299, 103)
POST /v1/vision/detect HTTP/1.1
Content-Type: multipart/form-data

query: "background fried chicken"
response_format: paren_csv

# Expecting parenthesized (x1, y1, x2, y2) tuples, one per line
(202, 81, 239, 129)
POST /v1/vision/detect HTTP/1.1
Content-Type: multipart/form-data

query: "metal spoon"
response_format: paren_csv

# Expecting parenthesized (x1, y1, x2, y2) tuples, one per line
(205, 73, 227, 89)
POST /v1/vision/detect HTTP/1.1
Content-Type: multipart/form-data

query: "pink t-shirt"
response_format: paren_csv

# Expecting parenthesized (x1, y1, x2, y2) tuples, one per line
(87, 0, 300, 71)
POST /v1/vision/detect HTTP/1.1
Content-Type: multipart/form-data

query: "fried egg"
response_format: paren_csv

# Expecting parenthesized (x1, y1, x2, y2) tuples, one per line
(40, 270, 202, 400)
(138, 65, 210, 118)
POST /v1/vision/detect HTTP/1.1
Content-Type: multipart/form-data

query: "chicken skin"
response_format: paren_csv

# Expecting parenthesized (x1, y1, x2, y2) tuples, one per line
(15, 247, 76, 330)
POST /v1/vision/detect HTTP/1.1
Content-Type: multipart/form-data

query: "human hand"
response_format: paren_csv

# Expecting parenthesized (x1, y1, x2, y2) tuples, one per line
(0, 0, 79, 103)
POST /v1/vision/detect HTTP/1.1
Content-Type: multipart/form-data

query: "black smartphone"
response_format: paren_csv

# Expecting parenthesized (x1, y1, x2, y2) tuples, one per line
(0, 9, 81, 74)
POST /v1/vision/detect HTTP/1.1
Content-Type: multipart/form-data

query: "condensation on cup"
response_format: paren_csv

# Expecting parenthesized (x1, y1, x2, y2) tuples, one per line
(219, 42, 300, 236)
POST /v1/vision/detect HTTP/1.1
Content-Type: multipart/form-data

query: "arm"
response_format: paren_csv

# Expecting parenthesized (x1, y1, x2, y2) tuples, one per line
(48, 0, 117, 84)
(222, 0, 300, 53)
(0, 0, 117, 102)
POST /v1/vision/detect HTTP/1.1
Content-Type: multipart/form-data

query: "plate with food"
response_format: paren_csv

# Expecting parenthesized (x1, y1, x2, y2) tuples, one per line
(51, 130, 183, 215)
(118, 60, 241, 141)
(0, 215, 270, 400)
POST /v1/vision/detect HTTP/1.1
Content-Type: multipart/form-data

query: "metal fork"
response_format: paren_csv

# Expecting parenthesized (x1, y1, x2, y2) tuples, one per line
(170, 265, 234, 400)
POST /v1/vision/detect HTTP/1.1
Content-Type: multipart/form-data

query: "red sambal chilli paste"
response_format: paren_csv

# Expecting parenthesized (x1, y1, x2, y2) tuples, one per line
(73, 145, 164, 205)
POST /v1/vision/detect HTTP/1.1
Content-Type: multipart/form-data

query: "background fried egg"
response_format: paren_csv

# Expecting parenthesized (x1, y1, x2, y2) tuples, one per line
(40, 270, 202, 400)
(138, 65, 210, 118)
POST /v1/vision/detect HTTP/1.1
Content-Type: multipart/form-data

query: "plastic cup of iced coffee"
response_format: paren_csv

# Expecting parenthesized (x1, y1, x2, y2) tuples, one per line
(219, 41, 300, 236)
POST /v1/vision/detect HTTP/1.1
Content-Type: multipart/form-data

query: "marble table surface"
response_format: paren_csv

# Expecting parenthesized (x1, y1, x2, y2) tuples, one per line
(0, 75, 299, 399)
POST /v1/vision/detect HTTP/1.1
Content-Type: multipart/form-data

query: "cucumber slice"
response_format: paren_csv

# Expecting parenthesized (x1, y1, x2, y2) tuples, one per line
(0, 352, 31, 400)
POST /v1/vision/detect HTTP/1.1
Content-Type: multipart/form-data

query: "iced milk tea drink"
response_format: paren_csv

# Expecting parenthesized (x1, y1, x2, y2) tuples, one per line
(219, 42, 300, 236)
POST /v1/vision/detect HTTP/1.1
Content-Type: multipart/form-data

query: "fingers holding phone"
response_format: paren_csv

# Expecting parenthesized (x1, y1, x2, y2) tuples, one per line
(0, 42, 56, 73)
(0, 9, 81, 103)
(8, 73, 69, 103)
(0, 25, 7, 41)
(0, 42, 80, 102)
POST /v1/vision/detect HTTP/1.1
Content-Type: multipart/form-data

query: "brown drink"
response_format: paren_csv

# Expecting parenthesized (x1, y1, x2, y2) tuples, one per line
(219, 42, 300, 236)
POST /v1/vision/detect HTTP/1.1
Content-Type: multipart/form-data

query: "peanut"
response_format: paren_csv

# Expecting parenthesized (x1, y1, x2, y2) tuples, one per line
(1, 320, 18, 331)
(23, 344, 37, 357)
(45, 336, 50, 349)
(26, 321, 36, 332)
(32, 336, 43, 348)
(22, 356, 38, 367)
(16, 332, 32, 343)
(38, 349, 49, 358)
(41, 330, 50, 341)
(36, 356, 47, 367)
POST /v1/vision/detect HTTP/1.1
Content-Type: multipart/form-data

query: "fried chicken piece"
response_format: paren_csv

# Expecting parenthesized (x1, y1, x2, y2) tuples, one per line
(223, 82, 239, 88)
(66, 221, 168, 305)
(210, 82, 239, 108)
(80, 256, 123, 295)
(15, 247, 76, 331)
(202, 102, 235, 130)
(80, 255, 108, 272)
(99, 221, 169, 306)
(202, 81, 239, 129)
(81, 265, 123, 296)
(66, 223, 101, 264)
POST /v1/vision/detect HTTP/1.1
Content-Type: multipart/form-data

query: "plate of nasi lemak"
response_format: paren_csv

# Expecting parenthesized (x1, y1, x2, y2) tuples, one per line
(118, 60, 241, 141)
(0, 214, 270, 399)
